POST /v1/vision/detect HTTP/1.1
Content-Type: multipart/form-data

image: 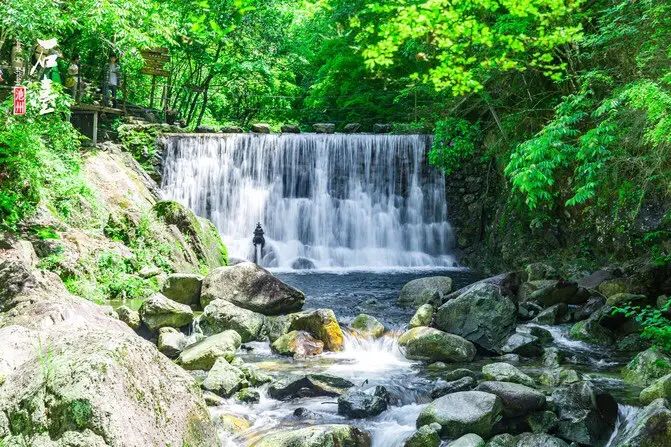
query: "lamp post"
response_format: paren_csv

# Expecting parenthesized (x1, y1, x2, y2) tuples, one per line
(252, 222, 265, 265)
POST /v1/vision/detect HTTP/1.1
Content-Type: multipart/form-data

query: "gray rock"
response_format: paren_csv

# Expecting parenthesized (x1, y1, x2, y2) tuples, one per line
(442, 368, 479, 382)
(569, 306, 617, 345)
(524, 280, 580, 307)
(532, 303, 570, 325)
(160, 273, 203, 306)
(623, 348, 671, 386)
(446, 272, 524, 302)
(527, 410, 559, 434)
(431, 376, 477, 399)
(551, 381, 618, 445)
(475, 381, 546, 417)
(435, 283, 516, 352)
(139, 293, 194, 331)
(235, 388, 260, 403)
(177, 330, 242, 370)
(482, 363, 535, 387)
(313, 123, 336, 134)
(220, 125, 243, 133)
(373, 123, 393, 134)
(268, 374, 355, 400)
(201, 357, 247, 397)
(281, 124, 301, 134)
(116, 305, 141, 329)
(290, 257, 315, 269)
(398, 327, 476, 363)
(516, 433, 569, 447)
(238, 363, 273, 386)
(539, 368, 581, 386)
(252, 425, 371, 447)
(157, 329, 187, 358)
(499, 333, 543, 357)
(404, 423, 441, 447)
(337, 386, 390, 418)
(195, 125, 216, 133)
(252, 123, 271, 133)
(525, 263, 558, 281)
(200, 298, 266, 342)
(201, 262, 305, 315)
(577, 269, 613, 291)
(416, 391, 503, 439)
(447, 434, 485, 447)
(640, 373, 671, 404)
(409, 304, 434, 328)
(351, 314, 385, 338)
(397, 276, 452, 307)
(608, 398, 671, 447)
(0, 261, 218, 446)
(542, 347, 563, 368)
(527, 326, 554, 344)
(344, 123, 362, 133)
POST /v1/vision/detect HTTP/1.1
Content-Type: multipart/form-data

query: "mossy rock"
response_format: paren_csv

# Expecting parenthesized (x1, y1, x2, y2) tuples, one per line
(152, 200, 228, 268)
(640, 373, 671, 404)
(351, 314, 385, 338)
(623, 349, 671, 386)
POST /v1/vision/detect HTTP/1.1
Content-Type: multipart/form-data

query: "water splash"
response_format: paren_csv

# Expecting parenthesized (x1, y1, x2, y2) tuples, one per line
(605, 404, 641, 447)
(161, 134, 455, 269)
(326, 331, 414, 377)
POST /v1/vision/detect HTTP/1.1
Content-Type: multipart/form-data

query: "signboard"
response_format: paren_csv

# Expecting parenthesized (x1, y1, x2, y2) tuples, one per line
(141, 53, 171, 63)
(13, 86, 26, 115)
(141, 68, 170, 77)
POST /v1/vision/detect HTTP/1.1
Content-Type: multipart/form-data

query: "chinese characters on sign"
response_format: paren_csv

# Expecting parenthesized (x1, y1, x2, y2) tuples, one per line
(39, 78, 57, 115)
(13, 86, 26, 115)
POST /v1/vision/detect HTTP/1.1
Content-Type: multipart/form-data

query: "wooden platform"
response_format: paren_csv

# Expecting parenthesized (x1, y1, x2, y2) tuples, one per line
(71, 103, 124, 115)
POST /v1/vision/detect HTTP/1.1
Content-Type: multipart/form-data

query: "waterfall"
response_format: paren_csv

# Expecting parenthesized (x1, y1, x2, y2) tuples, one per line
(160, 133, 456, 269)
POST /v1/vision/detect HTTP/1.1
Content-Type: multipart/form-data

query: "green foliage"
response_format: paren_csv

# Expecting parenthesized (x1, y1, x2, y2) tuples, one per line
(357, 0, 582, 95)
(429, 118, 479, 175)
(0, 84, 95, 229)
(68, 400, 92, 429)
(613, 298, 671, 353)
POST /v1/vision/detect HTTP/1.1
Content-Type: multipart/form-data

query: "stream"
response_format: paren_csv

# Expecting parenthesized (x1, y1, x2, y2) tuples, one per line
(199, 269, 646, 446)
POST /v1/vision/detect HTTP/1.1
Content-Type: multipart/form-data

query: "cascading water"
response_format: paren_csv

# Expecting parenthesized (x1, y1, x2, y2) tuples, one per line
(160, 133, 456, 269)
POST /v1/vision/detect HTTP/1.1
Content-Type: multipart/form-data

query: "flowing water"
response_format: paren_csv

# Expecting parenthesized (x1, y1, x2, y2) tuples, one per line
(161, 134, 455, 269)
(198, 271, 643, 446)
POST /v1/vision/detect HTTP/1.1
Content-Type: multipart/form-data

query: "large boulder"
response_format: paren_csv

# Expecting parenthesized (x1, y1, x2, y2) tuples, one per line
(139, 293, 194, 331)
(482, 363, 535, 387)
(116, 305, 140, 329)
(152, 200, 228, 269)
(201, 357, 247, 397)
(271, 330, 324, 357)
(160, 273, 203, 306)
(337, 386, 390, 418)
(177, 330, 242, 370)
(398, 327, 476, 363)
(200, 262, 305, 314)
(551, 381, 618, 445)
(573, 296, 606, 322)
(475, 382, 546, 418)
(0, 261, 218, 446)
(522, 280, 581, 307)
(281, 124, 301, 134)
(499, 333, 543, 357)
(351, 314, 385, 338)
(608, 398, 671, 447)
(157, 328, 187, 358)
(312, 123, 336, 134)
(569, 306, 618, 345)
(532, 303, 570, 325)
(435, 283, 516, 352)
(251, 123, 271, 133)
(409, 304, 434, 328)
(289, 309, 344, 351)
(397, 277, 452, 307)
(623, 348, 671, 386)
(200, 299, 265, 342)
(268, 374, 354, 400)
(251, 424, 371, 447)
(640, 373, 671, 404)
(431, 377, 477, 399)
(416, 391, 502, 439)
(445, 272, 524, 303)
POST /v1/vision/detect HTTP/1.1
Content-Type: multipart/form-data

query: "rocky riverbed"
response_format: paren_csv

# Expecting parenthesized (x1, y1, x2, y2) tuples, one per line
(1, 241, 670, 446)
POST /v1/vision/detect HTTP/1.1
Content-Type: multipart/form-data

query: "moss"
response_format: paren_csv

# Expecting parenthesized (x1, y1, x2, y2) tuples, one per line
(68, 400, 92, 429)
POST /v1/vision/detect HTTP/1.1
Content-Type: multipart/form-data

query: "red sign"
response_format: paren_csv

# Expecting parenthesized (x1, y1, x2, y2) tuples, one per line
(13, 87, 26, 115)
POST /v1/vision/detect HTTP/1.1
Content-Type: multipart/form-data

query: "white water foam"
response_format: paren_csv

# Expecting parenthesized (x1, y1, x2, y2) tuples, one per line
(161, 133, 456, 269)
